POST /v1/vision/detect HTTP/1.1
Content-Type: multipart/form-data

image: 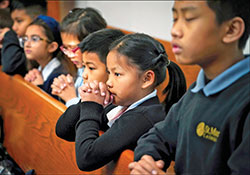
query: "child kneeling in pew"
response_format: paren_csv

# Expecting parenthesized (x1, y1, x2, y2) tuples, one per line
(56, 32, 186, 171)
(23, 15, 70, 100)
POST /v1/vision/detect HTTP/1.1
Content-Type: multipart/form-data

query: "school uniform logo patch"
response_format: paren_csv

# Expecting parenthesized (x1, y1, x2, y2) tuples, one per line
(196, 122, 220, 142)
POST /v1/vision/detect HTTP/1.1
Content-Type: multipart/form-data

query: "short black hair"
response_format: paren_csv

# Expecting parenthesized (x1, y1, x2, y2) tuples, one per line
(10, 0, 47, 19)
(0, 9, 13, 29)
(206, 0, 250, 49)
(79, 28, 124, 64)
(60, 7, 107, 42)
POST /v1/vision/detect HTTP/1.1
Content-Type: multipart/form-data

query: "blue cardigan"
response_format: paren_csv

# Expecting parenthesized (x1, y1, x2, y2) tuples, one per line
(38, 64, 68, 100)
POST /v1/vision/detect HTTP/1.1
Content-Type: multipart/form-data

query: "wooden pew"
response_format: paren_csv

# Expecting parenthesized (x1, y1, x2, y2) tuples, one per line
(0, 70, 135, 174)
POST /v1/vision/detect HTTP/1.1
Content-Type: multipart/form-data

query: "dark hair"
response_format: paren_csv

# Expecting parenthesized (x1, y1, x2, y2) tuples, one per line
(0, 9, 13, 28)
(60, 7, 107, 42)
(79, 28, 125, 64)
(29, 16, 61, 57)
(206, 0, 250, 49)
(109, 33, 186, 113)
(28, 16, 76, 75)
(10, 0, 47, 19)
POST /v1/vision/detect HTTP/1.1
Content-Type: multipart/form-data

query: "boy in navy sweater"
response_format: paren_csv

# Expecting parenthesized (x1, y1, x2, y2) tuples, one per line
(1, 0, 47, 76)
(129, 0, 250, 174)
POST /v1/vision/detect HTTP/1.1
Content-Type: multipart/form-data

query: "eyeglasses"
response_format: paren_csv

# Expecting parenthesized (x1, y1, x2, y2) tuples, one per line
(60, 45, 80, 58)
(20, 35, 51, 47)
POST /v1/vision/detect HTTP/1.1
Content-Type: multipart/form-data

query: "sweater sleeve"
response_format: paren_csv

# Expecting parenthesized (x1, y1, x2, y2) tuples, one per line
(1, 30, 27, 77)
(55, 101, 81, 141)
(75, 102, 160, 171)
(228, 111, 250, 174)
(38, 65, 67, 100)
(134, 103, 180, 170)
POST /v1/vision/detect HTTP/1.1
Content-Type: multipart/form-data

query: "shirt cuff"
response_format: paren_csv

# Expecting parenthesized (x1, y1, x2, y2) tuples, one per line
(66, 97, 81, 107)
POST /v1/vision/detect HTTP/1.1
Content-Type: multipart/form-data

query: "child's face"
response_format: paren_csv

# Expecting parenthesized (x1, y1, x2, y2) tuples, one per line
(171, 1, 225, 67)
(24, 25, 51, 61)
(106, 50, 144, 107)
(60, 32, 83, 68)
(82, 51, 108, 83)
(11, 9, 33, 37)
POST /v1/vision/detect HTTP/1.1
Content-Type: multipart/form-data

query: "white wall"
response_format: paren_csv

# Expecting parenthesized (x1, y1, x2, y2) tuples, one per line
(75, 1, 174, 41)
(75, 1, 249, 54)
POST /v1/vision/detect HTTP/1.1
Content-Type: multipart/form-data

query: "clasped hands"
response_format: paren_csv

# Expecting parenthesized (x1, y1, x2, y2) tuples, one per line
(24, 68, 44, 85)
(78, 80, 112, 107)
(129, 155, 166, 175)
(51, 74, 77, 102)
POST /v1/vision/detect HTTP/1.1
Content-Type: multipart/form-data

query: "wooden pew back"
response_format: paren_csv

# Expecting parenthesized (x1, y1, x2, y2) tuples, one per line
(0, 70, 134, 174)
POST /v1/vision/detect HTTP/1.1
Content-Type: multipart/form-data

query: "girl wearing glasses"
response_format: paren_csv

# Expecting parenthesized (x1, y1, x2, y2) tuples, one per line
(23, 15, 69, 100)
(51, 8, 107, 107)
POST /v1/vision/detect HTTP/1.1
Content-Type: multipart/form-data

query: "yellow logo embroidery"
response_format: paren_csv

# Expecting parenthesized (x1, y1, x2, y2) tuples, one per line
(196, 122, 220, 142)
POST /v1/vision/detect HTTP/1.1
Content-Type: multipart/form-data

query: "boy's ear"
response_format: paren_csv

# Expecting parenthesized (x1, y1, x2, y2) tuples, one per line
(48, 41, 58, 53)
(222, 17, 245, 44)
(141, 70, 155, 89)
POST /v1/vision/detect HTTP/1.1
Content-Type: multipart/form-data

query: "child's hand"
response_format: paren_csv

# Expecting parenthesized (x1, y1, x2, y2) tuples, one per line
(128, 155, 165, 175)
(79, 80, 112, 107)
(24, 68, 44, 85)
(51, 74, 68, 93)
(51, 74, 77, 102)
(98, 81, 112, 106)
(0, 27, 10, 48)
(24, 69, 37, 82)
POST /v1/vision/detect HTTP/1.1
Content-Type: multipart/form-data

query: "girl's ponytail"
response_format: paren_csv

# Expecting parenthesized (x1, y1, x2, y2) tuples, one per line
(152, 41, 186, 114)
(163, 61, 186, 113)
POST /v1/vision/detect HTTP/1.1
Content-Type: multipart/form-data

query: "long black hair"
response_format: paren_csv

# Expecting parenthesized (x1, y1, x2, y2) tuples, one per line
(109, 33, 186, 113)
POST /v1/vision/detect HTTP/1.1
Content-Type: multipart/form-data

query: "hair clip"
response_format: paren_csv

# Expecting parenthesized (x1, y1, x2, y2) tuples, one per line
(166, 60, 171, 66)
(152, 54, 162, 65)
(160, 50, 166, 55)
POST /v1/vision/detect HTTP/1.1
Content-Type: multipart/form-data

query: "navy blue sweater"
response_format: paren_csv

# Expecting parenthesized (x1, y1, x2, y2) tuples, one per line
(56, 96, 166, 171)
(134, 72, 250, 174)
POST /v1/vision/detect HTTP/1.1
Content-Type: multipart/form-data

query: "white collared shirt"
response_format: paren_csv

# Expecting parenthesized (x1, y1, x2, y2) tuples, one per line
(107, 89, 157, 127)
(75, 67, 84, 96)
(38, 57, 61, 81)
